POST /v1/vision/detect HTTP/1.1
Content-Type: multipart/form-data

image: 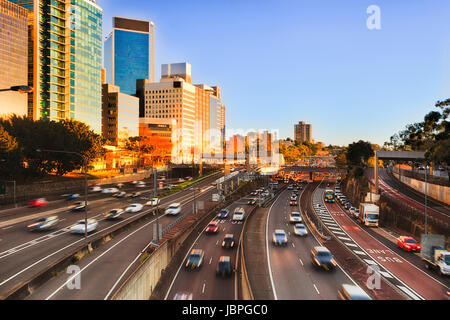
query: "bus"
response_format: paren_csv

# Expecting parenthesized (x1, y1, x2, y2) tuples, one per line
(324, 189, 335, 203)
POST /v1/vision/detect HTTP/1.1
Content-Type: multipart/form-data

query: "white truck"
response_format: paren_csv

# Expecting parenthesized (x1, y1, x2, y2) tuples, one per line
(358, 203, 379, 227)
(421, 234, 450, 276)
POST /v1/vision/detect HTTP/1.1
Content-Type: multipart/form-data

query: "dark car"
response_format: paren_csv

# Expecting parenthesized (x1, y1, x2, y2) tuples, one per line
(247, 198, 256, 205)
(311, 246, 337, 271)
(222, 234, 235, 249)
(185, 249, 204, 270)
(217, 209, 229, 219)
(290, 199, 298, 206)
(216, 256, 233, 277)
(66, 193, 80, 201)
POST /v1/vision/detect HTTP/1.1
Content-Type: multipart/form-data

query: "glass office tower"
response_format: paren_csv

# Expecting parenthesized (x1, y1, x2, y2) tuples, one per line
(10, 0, 103, 133)
(104, 16, 155, 95)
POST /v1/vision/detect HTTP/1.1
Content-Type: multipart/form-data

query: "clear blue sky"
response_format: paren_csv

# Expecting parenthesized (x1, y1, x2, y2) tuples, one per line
(97, 0, 450, 146)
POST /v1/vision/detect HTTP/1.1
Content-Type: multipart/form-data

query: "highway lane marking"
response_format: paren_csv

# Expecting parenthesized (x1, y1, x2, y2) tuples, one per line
(313, 284, 320, 295)
(202, 282, 206, 294)
(344, 243, 358, 247)
(209, 257, 213, 264)
(353, 250, 366, 256)
(333, 231, 347, 236)
(380, 271, 393, 278)
(327, 226, 341, 231)
(2, 226, 13, 230)
(291, 243, 295, 248)
(299, 258, 303, 266)
(216, 240, 219, 245)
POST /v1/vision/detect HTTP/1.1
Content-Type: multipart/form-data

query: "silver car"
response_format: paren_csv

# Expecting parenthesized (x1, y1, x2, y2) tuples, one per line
(293, 223, 308, 236)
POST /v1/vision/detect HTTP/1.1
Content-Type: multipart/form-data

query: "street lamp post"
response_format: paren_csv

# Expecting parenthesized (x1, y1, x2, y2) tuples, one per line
(36, 149, 88, 241)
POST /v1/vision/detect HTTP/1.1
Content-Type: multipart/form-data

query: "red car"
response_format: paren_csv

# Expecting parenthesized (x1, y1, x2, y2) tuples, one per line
(28, 198, 48, 207)
(205, 221, 219, 234)
(397, 236, 421, 252)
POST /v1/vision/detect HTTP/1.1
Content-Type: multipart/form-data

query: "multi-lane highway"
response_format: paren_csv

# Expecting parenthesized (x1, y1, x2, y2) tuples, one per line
(316, 183, 450, 300)
(164, 195, 256, 300)
(265, 186, 361, 300)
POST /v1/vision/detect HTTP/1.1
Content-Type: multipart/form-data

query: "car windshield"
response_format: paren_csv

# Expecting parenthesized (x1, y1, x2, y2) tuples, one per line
(367, 214, 378, 220)
(169, 205, 179, 209)
(296, 225, 305, 229)
(317, 251, 331, 257)
(405, 239, 417, 244)
(291, 213, 300, 217)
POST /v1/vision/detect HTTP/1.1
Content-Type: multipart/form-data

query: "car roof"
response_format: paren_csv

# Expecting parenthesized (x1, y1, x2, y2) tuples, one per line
(225, 234, 234, 238)
(191, 249, 203, 255)
(274, 229, 285, 234)
(295, 223, 305, 227)
(219, 256, 231, 262)
(170, 203, 181, 206)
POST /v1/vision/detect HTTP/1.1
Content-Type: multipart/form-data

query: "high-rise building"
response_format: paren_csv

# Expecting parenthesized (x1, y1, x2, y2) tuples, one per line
(104, 16, 155, 95)
(294, 121, 312, 143)
(10, 0, 103, 132)
(102, 84, 139, 147)
(0, 0, 28, 118)
(136, 62, 225, 164)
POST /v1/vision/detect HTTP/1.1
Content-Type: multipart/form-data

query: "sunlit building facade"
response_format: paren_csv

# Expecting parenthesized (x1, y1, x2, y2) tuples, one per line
(10, 0, 103, 132)
(137, 62, 225, 164)
(0, 0, 28, 118)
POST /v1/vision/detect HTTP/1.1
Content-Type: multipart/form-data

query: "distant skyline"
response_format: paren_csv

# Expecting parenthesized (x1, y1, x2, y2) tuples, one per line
(97, 0, 450, 146)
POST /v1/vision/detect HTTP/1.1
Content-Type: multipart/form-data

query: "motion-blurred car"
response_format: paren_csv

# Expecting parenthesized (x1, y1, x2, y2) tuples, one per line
(66, 193, 80, 200)
(338, 284, 372, 300)
(185, 249, 204, 270)
(247, 198, 256, 205)
(125, 203, 143, 213)
(70, 219, 98, 234)
(131, 192, 142, 198)
(293, 223, 308, 236)
(173, 292, 193, 300)
(165, 203, 181, 215)
(344, 202, 351, 210)
(216, 256, 233, 277)
(272, 229, 288, 246)
(89, 186, 102, 192)
(349, 207, 356, 216)
(311, 246, 337, 271)
(112, 191, 127, 198)
(103, 208, 124, 220)
(287, 185, 293, 190)
(222, 234, 235, 249)
(146, 198, 160, 206)
(116, 183, 124, 188)
(28, 198, 48, 207)
(70, 201, 88, 211)
(290, 199, 298, 206)
(289, 212, 302, 223)
(27, 216, 59, 231)
(136, 181, 146, 188)
(397, 236, 421, 252)
(352, 209, 360, 219)
(205, 221, 219, 234)
(102, 187, 119, 194)
(217, 209, 229, 219)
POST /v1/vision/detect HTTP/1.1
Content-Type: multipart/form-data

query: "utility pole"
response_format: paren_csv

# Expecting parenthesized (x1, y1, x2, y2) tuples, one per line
(424, 164, 428, 234)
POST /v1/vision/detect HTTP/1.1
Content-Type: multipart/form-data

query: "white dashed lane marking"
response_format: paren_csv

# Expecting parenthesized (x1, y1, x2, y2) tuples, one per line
(353, 250, 366, 256)
(345, 243, 358, 247)
(363, 259, 377, 265)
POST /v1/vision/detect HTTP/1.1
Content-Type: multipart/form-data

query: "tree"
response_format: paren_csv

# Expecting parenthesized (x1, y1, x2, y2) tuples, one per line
(0, 125, 21, 178)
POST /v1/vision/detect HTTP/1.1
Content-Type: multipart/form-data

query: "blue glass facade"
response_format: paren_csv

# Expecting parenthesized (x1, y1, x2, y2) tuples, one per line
(104, 35, 112, 84)
(113, 29, 149, 95)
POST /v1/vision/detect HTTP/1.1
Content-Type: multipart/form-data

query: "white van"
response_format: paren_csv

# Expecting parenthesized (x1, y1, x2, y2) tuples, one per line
(165, 203, 182, 215)
(232, 207, 245, 221)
